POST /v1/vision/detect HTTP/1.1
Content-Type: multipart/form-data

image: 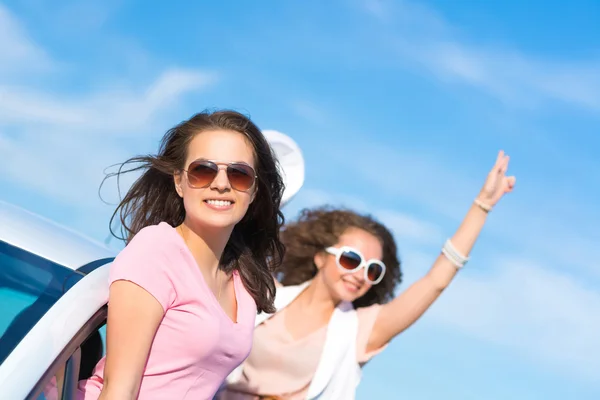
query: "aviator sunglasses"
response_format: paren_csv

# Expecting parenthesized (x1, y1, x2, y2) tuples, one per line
(183, 159, 257, 192)
(325, 246, 386, 285)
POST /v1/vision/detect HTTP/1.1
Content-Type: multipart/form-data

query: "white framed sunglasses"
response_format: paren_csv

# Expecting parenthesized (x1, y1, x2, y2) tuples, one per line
(325, 246, 386, 285)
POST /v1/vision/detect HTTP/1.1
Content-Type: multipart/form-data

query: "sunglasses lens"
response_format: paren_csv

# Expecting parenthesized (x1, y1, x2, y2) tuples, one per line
(339, 251, 362, 271)
(187, 161, 218, 188)
(366, 263, 384, 283)
(227, 164, 256, 191)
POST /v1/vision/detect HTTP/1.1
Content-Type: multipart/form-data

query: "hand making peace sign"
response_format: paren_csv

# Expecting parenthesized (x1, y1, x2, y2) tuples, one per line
(477, 150, 516, 208)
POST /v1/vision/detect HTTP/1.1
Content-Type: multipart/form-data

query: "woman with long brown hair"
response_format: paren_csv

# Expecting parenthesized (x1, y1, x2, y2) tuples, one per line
(221, 151, 516, 399)
(76, 110, 286, 399)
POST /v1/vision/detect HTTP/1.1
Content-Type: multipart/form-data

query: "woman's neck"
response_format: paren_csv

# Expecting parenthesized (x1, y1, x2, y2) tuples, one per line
(295, 275, 340, 316)
(178, 219, 233, 276)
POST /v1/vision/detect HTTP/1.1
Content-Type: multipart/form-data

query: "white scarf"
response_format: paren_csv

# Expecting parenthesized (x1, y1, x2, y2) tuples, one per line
(226, 281, 362, 399)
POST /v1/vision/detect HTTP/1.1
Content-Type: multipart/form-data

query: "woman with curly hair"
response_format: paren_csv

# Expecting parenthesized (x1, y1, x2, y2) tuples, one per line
(74, 110, 286, 399)
(220, 151, 516, 400)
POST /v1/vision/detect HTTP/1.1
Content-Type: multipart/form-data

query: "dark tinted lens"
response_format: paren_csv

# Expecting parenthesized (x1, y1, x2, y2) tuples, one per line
(188, 161, 218, 188)
(366, 262, 384, 282)
(339, 251, 362, 271)
(227, 164, 255, 191)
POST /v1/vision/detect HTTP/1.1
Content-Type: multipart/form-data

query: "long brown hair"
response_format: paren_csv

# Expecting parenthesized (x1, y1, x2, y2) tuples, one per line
(101, 110, 285, 313)
(275, 206, 401, 308)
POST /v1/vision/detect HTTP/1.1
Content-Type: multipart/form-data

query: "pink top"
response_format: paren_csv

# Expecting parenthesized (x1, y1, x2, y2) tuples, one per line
(220, 303, 385, 399)
(77, 222, 257, 400)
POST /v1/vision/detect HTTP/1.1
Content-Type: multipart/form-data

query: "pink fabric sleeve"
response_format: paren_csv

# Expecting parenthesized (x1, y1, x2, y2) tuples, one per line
(356, 304, 388, 364)
(108, 225, 176, 312)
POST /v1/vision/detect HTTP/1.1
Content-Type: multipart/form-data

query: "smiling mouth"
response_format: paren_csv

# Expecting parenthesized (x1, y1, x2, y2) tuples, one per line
(204, 199, 234, 207)
(342, 279, 361, 292)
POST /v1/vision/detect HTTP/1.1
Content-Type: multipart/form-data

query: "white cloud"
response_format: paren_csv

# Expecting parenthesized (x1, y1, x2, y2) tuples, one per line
(327, 141, 480, 218)
(0, 4, 54, 76)
(316, 131, 600, 285)
(49, 0, 113, 33)
(286, 187, 444, 249)
(284, 187, 369, 218)
(375, 209, 444, 246)
(362, 0, 389, 23)
(0, 68, 217, 132)
(0, 4, 218, 227)
(360, 0, 600, 112)
(409, 42, 600, 111)
(426, 258, 600, 382)
(289, 100, 330, 125)
(0, 68, 217, 204)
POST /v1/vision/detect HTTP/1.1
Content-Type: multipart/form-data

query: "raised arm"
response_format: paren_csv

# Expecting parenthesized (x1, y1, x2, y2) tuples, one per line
(99, 281, 164, 400)
(367, 151, 516, 352)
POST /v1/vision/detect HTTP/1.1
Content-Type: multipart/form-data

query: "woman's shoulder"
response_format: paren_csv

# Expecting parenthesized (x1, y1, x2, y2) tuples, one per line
(129, 221, 177, 244)
(355, 303, 386, 364)
(122, 222, 181, 255)
(355, 303, 382, 325)
(111, 222, 184, 272)
(109, 222, 181, 311)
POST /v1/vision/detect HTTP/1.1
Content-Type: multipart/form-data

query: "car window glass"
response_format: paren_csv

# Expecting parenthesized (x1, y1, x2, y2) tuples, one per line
(99, 325, 107, 356)
(79, 327, 105, 381)
(36, 363, 66, 400)
(0, 241, 83, 365)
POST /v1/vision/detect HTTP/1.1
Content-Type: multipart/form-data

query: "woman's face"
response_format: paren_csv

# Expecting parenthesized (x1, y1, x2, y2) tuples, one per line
(315, 227, 383, 303)
(174, 129, 256, 231)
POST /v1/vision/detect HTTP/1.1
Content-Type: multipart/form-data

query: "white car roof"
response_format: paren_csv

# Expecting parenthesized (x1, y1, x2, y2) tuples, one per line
(0, 200, 116, 269)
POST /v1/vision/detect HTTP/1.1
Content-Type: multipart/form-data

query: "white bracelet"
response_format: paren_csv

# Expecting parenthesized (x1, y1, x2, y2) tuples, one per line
(442, 248, 463, 269)
(474, 198, 492, 213)
(441, 239, 469, 269)
(445, 239, 469, 265)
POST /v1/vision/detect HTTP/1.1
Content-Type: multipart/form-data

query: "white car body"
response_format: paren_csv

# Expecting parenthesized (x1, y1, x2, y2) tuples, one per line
(0, 200, 115, 399)
(0, 132, 304, 399)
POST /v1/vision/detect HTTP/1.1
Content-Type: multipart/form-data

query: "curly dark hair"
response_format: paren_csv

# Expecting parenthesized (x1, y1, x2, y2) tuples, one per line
(275, 206, 402, 308)
(100, 109, 285, 314)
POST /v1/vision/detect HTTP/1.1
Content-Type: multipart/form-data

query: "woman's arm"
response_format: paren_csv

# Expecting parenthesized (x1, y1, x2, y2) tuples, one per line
(98, 281, 164, 400)
(367, 151, 516, 352)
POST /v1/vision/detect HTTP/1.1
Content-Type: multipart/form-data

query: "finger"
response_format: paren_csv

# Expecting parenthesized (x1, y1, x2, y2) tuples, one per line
(500, 155, 510, 174)
(506, 175, 516, 190)
(494, 150, 505, 168)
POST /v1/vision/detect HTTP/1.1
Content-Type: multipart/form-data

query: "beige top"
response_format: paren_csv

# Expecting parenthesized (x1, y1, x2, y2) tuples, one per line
(220, 304, 385, 399)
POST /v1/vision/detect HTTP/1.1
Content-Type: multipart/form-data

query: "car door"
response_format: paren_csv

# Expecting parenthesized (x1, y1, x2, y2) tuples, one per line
(28, 308, 107, 400)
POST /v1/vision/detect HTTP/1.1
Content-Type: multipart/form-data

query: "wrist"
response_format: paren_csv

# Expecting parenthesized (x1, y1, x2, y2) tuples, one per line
(473, 197, 492, 213)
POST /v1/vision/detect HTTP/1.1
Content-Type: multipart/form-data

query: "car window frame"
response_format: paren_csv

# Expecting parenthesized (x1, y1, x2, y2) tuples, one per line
(27, 306, 108, 400)
(62, 346, 81, 400)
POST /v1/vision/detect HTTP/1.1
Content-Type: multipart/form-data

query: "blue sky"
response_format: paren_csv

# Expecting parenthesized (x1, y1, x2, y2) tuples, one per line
(1, 0, 599, 398)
